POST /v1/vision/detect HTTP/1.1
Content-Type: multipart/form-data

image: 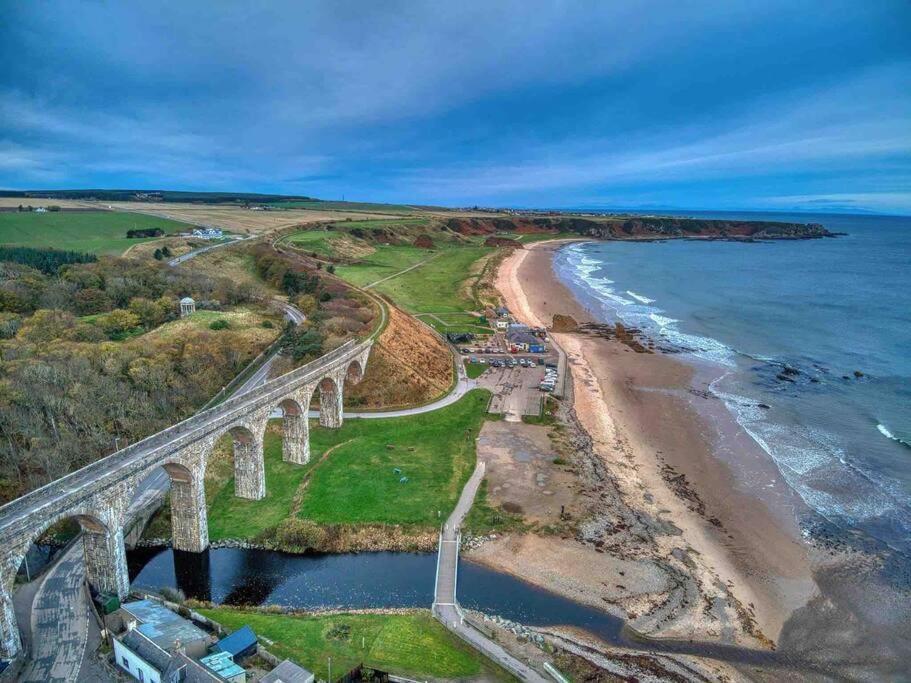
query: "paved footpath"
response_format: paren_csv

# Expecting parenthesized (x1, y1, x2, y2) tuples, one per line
(433, 462, 549, 682)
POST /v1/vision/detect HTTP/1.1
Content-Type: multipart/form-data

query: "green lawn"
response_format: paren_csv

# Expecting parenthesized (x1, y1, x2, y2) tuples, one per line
(207, 429, 318, 540)
(204, 390, 491, 539)
(335, 244, 493, 315)
(301, 389, 490, 525)
(417, 312, 493, 336)
(465, 361, 488, 379)
(196, 608, 502, 679)
(0, 211, 191, 255)
(286, 230, 349, 257)
(333, 245, 432, 288)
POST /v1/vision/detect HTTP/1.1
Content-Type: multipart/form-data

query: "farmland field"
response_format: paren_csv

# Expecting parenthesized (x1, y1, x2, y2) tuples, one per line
(268, 199, 418, 213)
(0, 210, 190, 254)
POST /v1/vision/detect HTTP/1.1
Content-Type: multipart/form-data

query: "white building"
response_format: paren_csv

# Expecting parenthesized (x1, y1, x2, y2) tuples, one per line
(192, 227, 224, 240)
(180, 296, 196, 317)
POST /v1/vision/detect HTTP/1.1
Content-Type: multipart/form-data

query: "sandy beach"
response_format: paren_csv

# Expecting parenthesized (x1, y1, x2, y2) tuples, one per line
(479, 240, 819, 648)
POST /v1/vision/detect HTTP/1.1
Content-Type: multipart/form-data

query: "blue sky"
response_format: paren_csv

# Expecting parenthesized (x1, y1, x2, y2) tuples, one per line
(1, 1, 909, 213)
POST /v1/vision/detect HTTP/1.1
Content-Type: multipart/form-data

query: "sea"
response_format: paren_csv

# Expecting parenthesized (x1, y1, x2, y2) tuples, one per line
(552, 211, 911, 559)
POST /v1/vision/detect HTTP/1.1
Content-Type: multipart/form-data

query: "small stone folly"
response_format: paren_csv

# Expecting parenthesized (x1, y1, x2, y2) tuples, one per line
(180, 296, 196, 317)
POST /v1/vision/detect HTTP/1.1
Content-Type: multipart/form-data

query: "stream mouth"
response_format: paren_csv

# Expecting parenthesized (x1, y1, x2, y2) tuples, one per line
(128, 546, 811, 672)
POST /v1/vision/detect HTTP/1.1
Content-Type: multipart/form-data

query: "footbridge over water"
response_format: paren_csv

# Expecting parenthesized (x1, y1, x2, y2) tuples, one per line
(0, 339, 372, 658)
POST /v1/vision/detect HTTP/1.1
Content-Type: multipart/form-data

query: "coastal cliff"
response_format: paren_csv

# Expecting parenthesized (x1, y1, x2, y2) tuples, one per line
(444, 215, 834, 240)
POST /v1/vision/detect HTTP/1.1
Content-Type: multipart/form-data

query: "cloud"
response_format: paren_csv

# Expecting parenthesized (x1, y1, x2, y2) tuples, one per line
(1, 1, 909, 212)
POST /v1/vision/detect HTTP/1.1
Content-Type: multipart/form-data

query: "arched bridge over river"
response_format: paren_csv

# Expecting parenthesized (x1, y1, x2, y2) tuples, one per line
(0, 339, 372, 658)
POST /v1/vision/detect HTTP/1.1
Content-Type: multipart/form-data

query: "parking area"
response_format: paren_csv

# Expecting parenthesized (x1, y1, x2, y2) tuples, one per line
(464, 349, 564, 421)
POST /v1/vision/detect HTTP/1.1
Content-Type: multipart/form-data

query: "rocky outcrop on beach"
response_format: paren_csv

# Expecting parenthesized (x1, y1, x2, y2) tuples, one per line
(444, 215, 835, 241)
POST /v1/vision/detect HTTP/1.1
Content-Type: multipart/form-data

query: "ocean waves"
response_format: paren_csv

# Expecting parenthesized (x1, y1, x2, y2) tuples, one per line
(554, 239, 911, 556)
(559, 243, 737, 367)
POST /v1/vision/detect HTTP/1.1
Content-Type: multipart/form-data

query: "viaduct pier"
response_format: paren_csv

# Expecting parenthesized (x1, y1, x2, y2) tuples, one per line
(0, 339, 372, 658)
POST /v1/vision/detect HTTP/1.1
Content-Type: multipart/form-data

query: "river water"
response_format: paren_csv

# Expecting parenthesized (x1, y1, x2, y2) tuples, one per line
(128, 547, 625, 642)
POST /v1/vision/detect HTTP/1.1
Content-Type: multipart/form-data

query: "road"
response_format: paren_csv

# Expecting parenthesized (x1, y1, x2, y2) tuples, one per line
(433, 462, 548, 682)
(167, 235, 254, 266)
(14, 545, 108, 683)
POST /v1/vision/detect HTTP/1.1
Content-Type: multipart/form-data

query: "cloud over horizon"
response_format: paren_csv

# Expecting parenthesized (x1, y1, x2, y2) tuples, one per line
(1, 1, 909, 213)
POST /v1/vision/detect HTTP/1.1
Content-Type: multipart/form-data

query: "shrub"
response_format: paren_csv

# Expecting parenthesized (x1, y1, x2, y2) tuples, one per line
(99, 308, 141, 335)
(209, 319, 230, 331)
(260, 320, 274, 329)
(273, 519, 326, 550)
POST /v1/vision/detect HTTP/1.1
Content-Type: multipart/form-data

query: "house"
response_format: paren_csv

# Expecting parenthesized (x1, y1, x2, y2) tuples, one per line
(506, 324, 544, 352)
(192, 227, 224, 240)
(112, 600, 223, 683)
(495, 306, 510, 318)
(260, 660, 316, 683)
(495, 319, 509, 330)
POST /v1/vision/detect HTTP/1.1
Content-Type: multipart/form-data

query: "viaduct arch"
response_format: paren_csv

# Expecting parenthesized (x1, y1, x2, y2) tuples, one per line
(0, 339, 372, 658)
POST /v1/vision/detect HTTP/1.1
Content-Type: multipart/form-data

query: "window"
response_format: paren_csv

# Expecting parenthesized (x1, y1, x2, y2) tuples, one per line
(138, 670, 144, 682)
(122, 656, 130, 670)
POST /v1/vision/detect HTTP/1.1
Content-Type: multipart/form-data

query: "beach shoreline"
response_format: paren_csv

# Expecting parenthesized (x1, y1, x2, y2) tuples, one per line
(483, 239, 818, 646)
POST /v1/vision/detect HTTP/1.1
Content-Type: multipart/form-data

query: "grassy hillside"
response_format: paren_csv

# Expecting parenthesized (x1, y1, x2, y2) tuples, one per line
(347, 305, 453, 409)
(0, 210, 191, 254)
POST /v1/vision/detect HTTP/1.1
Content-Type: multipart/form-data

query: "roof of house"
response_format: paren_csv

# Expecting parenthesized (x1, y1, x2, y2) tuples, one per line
(200, 651, 245, 680)
(121, 600, 210, 652)
(260, 659, 316, 683)
(163, 652, 225, 683)
(120, 629, 172, 673)
(506, 326, 539, 345)
(180, 296, 195, 304)
(213, 625, 257, 657)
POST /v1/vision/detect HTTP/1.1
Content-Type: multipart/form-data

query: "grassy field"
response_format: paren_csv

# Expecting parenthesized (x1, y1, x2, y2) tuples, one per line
(335, 244, 492, 314)
(196, 608, 501, 679)
(268, 200, 418, 214)
(207, 426, 316, 539)
(0, 210, 191, 254)
(203, 390, 491, 540)
(417, 311, 493, 335)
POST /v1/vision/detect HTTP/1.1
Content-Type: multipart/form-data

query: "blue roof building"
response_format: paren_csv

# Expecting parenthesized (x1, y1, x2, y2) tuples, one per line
(201, 651, 246, 683)
(213, 624, 258, 658)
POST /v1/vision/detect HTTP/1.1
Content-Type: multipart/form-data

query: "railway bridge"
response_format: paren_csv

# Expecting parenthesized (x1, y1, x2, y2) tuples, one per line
(0, 339, 372, 658)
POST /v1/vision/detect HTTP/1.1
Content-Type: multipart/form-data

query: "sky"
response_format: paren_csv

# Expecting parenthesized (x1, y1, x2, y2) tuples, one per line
(1, 1, 910, 214)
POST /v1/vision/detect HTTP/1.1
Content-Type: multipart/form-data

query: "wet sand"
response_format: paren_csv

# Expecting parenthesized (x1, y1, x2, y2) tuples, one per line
(489, 240, 818, 646)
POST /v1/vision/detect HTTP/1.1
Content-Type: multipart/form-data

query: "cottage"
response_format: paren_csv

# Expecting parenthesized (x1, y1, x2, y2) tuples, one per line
(112, 600, 214, 683)
(506, 323, 544, 352)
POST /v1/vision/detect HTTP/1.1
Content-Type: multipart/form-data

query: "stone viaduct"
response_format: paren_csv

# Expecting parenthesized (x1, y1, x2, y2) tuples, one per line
(0, 339, 372, 658)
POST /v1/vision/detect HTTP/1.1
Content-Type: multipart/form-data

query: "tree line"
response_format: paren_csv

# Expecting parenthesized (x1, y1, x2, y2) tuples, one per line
(0, 246, 96, 274)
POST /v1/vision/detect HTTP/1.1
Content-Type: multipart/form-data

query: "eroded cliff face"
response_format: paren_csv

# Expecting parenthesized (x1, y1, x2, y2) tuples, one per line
(443, 216, 833, 240)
